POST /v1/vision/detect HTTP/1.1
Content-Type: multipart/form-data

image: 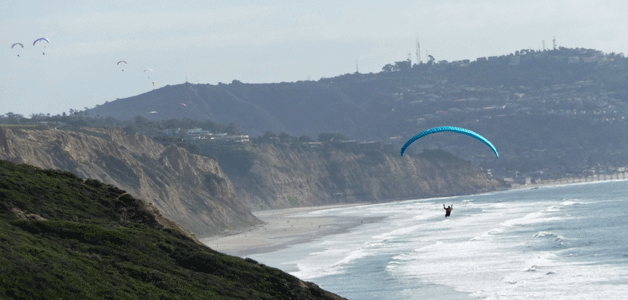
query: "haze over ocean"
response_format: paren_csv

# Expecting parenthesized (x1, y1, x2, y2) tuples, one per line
(251, 180, 628, 299)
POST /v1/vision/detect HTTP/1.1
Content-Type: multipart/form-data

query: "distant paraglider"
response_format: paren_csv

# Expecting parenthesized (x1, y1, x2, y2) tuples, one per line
(33, 38, 49, 55)
(11, 43, 23, 57)
(33, 38, 49, 46)
(117, 60, 127, 71)
(400, 126, 499, 158)
(144, 69, 153, 78)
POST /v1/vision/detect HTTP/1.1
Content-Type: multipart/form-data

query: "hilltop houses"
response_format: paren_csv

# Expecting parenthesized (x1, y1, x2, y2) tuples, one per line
(185, 128, 249, 142)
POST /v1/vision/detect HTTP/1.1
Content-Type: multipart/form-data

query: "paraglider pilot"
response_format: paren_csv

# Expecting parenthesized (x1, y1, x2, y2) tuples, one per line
(444, 204, 453, 218)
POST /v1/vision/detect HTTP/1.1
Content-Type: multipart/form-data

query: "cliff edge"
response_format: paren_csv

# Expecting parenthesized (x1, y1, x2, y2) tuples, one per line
(0, 127, 260, 237)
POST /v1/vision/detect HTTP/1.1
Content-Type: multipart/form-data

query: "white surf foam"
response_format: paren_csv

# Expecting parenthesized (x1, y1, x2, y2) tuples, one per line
(251, 183, 628, 299)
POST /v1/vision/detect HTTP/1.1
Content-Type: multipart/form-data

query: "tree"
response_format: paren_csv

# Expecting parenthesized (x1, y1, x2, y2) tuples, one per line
(133, 115, 150, 126)
(226, 123, 240, 135)
(382, 64, 395, 73)
(278, 132, 294, 142)
(427, 55, 435, 65)
(299, 135, 314, 143)
(30, 113, 46, 120)
(262, 131, 277, 141)
(5, 112, 24, 124)
(394, 59, 412, 71)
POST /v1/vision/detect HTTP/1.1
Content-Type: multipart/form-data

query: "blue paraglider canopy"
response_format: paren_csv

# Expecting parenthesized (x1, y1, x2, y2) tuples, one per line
(400, 126, 499, 158)
(33, 38, 50, 46)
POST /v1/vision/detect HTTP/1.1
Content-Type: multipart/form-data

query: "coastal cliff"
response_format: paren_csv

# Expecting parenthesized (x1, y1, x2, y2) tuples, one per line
(226, 143, 507, 210)
(0, 125, 507, 236)
(0, 127, 260, 237)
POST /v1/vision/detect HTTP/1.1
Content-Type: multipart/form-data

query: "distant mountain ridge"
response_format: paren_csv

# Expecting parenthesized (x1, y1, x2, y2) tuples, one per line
(87, 47, 628, 180)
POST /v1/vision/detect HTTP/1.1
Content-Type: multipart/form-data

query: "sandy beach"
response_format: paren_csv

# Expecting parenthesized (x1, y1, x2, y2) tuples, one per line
(202, 203, 380, 257)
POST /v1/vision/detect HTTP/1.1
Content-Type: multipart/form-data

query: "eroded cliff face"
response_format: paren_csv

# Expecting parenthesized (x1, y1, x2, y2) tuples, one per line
(230, 144, 508, 210)
(0, 127, 260, 237)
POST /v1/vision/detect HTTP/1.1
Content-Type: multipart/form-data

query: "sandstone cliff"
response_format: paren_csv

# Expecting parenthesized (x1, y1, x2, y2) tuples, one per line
(228, 144, 508, 210)
(0, 127, 260, 237)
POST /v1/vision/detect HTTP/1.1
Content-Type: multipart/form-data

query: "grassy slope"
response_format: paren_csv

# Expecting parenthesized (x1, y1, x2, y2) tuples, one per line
(0, 160, 343, 300)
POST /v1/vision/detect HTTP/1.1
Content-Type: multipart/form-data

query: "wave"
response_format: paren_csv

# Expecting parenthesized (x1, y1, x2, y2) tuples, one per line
(533, 231, 570, 248)
(560, 199, 582, 206)
(292, 246, 370, 279)
(533, 231, 565, 240)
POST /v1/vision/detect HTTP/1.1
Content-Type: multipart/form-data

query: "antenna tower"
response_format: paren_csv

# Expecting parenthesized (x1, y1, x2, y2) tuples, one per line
(416, 34, 421, 64)
(542, 40, 545, 51)
(355, 59, 359, 73)
(553, 36, 556, 50)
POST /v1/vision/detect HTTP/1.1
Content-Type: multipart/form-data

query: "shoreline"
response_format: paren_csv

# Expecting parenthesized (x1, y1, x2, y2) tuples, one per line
(203, 177, 628, 257)
(201, 203, 381, 257)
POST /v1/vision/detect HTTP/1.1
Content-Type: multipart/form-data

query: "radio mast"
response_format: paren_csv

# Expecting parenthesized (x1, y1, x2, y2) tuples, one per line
(416, 34, 421, 64)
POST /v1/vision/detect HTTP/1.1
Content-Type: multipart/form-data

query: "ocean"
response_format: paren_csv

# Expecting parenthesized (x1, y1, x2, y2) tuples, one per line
(249, 180, 628, 299)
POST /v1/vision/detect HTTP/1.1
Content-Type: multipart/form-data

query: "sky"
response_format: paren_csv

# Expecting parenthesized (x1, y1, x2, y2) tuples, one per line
(2, 0, 628, 117)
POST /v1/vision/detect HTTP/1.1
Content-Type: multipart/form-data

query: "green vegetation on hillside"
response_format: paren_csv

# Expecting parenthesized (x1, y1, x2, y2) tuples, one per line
(0, 160, 342, 299)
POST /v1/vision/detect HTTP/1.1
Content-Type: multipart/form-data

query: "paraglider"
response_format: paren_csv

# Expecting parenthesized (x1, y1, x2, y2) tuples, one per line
(33, 38, 49, 46)
(33, 38, 49, 55)
(400, 126, 498, 158)
(11, 43, 23, 57)
(444, 204, 453, 218)
(144, 69, 153, 78)
(117, 60, 127, 71)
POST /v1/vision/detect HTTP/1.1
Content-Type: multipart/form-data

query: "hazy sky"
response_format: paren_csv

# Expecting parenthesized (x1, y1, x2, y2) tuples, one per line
(2, 0, 627, 117)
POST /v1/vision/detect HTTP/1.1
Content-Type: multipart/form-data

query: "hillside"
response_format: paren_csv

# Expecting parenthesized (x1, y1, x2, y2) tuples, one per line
(0, 127, 260, 237)
(85, 47, 628, 181)
(87, 81, 365, 138)
(0, 160, 344, 299)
